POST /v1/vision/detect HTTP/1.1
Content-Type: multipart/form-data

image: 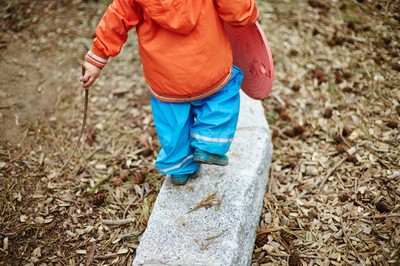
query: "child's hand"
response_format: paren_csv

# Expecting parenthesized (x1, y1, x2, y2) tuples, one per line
(79, 62, 101, 89)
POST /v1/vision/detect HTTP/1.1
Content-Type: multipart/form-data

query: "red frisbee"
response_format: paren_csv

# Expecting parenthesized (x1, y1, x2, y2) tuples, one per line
(224, 21, 274, 100)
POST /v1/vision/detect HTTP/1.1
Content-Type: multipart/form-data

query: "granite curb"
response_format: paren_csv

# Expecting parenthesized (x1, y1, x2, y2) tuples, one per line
(133, 91, 273, 266)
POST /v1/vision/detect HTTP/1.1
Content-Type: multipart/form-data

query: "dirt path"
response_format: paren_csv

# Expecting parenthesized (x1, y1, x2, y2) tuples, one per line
(0, 1, 95, 142)
(1, 1, 160, 265)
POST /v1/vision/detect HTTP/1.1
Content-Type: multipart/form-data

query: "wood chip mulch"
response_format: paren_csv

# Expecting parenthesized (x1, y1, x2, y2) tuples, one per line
(253, 1, 399, 265)
(0, 1, 399, 266)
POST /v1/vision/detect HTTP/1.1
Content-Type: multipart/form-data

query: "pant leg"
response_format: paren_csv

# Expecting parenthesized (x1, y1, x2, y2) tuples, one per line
(150, 97, 200, 176)
(190, 65, 244, 155)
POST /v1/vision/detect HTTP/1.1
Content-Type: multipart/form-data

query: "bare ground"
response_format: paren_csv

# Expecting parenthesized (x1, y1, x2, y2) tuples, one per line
(0, 0, 399, 266)
(1, 1, 160, 265)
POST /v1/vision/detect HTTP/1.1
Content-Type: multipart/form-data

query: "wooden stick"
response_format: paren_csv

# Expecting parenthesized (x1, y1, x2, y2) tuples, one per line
(266, 251, 323, 260)
(101, 219, 134, 226)
(347, 213, 400, 220)
(55, 66, 89, 179)
(94, 253, 118, 260)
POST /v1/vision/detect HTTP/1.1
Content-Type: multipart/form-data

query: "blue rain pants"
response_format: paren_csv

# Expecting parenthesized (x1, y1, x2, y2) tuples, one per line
(150, 65, 244, 176)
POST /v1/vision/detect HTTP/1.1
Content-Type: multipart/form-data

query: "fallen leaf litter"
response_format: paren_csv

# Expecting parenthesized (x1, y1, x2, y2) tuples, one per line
(253, 1, 399, 265)
(0, 1, 399, 265)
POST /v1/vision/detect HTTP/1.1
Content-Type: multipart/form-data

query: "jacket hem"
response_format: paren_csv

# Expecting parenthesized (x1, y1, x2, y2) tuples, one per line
(148, 70, 232, 103)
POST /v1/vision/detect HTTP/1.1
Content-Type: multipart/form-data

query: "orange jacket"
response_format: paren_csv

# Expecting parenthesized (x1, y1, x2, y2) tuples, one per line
(86, 0, 258, 102)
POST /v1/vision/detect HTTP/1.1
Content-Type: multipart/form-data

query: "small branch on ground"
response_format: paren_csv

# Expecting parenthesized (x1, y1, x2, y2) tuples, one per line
(101, 219, 134, 226)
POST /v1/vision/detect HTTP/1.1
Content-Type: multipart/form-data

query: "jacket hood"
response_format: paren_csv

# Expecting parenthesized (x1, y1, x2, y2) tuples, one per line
(137, 0, 202, 35)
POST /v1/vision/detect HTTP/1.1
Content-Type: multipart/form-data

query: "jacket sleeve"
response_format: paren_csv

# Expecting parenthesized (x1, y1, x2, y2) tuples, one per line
(85, 0, 142, 69)
(215, 0, 258, 26)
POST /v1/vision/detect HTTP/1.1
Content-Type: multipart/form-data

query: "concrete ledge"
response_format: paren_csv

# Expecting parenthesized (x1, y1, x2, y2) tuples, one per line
(133, 91, 273, 266)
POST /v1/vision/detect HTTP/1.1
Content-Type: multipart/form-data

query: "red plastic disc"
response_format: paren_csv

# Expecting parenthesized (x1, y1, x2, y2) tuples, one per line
(224, 21, 274, 100)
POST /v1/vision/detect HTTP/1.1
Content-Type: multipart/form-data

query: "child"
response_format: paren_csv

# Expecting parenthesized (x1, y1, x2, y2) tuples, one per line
(79, 0, 259, 185)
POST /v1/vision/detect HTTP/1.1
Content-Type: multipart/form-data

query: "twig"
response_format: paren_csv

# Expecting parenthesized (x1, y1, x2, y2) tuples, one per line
(296, 156, 346, 200)
(55, 66, 89, 179)
(85, 148, 103, 160)
(281, 227, 305, 241)
(101, 219, 134, 226)
(194, 228, 229, 251)
(265, 250, 323, 260)
(375, 158, 391, 169)
(119, 233, 137, 240)
(340, 217, 365, 265)
(205, 229, 228, 241)
(94, 253, 118, 260)
(10, 149, 27, 163)
(347, 213, 400, 220)
(258, 226, 285, 234)
(55, 87, 89, 179)
(300, 254, 324, 259)
(318, 156, 347, 190)
(271, 231, 290, 252)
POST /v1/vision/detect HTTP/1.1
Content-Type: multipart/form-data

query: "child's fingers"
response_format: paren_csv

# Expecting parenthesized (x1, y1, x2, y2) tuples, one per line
(78, 73, 90, 87)
(82, 76, 94, 88)
(78, 62, 101, 88)
(82, 71, 94, 84)
(78, 75, 87, 83)
(83, 75, 99, 89)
